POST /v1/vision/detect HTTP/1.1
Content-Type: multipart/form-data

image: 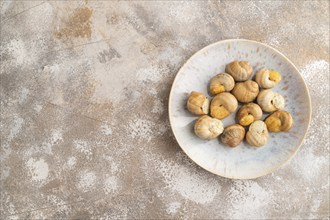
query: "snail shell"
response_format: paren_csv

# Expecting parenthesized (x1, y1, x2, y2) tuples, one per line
(257, 89, 285, 112)
(220, 124, 245, 147)
(246, 120, 269, 147)
(210, 92, 238, 119)
(194, 115, 224, 140)
(265, 110, 293, 132)
(255, 68, 282, 89)
(225, 61, 253, 81)
(231, 80, 259, 103)
(186, 91, 209, 115)
(236, 103, 263, 126)
(209, 73, 235, 96)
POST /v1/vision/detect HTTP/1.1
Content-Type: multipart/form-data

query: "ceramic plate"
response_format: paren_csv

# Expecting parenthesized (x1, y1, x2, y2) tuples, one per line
(168, 39, 311, 179)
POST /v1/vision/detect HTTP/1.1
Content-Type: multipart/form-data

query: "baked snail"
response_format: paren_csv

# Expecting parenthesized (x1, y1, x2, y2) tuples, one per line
(265, 110, 293, 132)
(225, 61, 253, 81)
(187, 91, 210, 115)
(194, 115, 224, 140)
(255, 69, 282, 89)
(257, 89, 285, 112)
(236, 103, 263, 126)
(220, 124, 245, 147)
(209, 73, 235, 95)
(210, 92, 238, 119)
(246, 120, 269, 147)
(231, 80, 259, 103)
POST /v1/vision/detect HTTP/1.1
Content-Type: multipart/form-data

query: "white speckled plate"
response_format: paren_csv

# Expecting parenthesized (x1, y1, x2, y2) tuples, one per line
(168, 39, 311, 179)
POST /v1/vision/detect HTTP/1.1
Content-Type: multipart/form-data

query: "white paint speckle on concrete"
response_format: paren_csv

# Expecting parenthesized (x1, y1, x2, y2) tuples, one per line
(104, 176, 120, 194)
(74, 140, 93, 159)
(67, 156, 77, 169)
(40, 129, 63, 155)
(136, 66, 162, 84)
(19, 88, 29, 104)
(26, 158, 49, 182)
(227, 180, 273, 219)
(100, 123, 113, 136)
(8, 115, 24, 141)
(301, 60, 329, 83)
(129, 118, 154, 140)
(34, 104, 43, 113)
(152, 98, 164, 114)
(159, 159, 219, 204)
(166, 202, 181, 215)
(291, 147, 328, 182)
(5, 39, 29, 65)
(78, 171, 96, 192)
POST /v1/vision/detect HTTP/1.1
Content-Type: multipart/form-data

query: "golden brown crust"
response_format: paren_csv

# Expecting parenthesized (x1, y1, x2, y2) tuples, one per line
(255, 68, 282, 89)
(265, 110, 293, 132)
(236, 103, 263, 126)
(209, 73, 235, 96)
(210, 92, 238, 119)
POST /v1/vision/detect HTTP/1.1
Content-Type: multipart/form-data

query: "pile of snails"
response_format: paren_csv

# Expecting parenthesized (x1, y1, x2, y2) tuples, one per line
(186, 61, 293, 148)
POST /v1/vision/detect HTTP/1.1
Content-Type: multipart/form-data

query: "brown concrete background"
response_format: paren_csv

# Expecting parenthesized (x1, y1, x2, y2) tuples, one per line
(1, 1, 329, 219)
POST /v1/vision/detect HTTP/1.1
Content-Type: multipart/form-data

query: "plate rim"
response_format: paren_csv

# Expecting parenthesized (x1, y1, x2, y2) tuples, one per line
(168, 38, 312, 179)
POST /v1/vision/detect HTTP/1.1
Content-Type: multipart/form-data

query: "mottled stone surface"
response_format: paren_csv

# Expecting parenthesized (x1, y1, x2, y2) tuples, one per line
(0, 1, 329, 219)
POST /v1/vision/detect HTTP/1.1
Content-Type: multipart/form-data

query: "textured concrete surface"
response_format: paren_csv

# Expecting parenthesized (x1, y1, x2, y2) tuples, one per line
(0, 1, 329, 219)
